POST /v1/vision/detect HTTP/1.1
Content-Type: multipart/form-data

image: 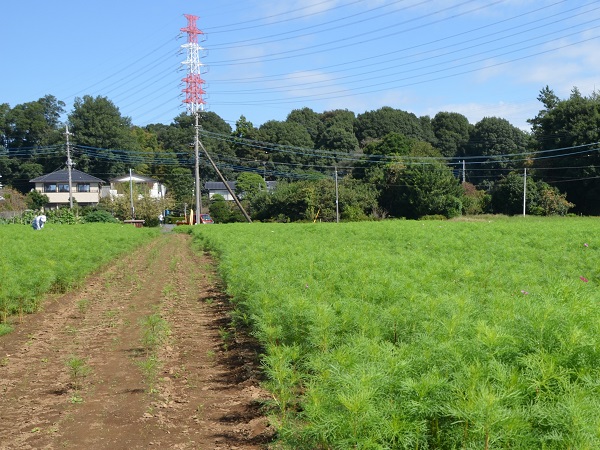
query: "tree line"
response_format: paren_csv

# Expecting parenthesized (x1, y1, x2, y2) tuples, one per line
(1, 86, 598, 223)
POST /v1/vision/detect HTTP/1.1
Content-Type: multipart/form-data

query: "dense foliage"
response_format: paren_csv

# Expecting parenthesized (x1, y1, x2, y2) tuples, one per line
(0, 223, 159, 330)
(194, 218, 600, 449)
(2, 85, 598, 219)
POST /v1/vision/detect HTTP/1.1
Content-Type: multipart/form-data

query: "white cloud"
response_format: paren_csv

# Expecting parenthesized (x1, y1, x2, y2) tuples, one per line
(258, 0, 341, 22)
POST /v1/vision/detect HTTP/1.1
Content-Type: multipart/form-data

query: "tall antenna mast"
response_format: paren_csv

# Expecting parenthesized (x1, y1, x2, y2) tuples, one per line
(181, 14, 206, 224)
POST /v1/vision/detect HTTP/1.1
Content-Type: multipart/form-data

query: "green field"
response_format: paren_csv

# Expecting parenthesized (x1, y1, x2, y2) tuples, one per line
(0, 223, 159, 333)
(193, 217, 600, 449)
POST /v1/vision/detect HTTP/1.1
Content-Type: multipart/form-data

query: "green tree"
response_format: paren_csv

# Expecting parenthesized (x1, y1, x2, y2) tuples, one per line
(69, 95, 140, 179)
(13, 162, 44, 193)
(164, 167, 194, 211)
(213, 195, 231, 223)
(258, 120, 314, 166)
(465, 117, 531, 184)
(462, 182, 491, 215)
(380, 161, 463, 219)
(232, 115, 268, 174)
(432, 112, 471, 158)
(252, 177, 378, 223)
(26, 189, 49, 210)
(529, 86, 600, 214)
(286, 107, 323, 145)
(235, 172, 266, 200)
(4, 95, 65, 149)
(490, 172, 574, 216)
(354, 107, 430, 146)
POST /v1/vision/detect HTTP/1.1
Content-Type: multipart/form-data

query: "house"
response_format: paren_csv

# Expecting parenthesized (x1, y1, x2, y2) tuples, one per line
(205, 181, 237, 201)
(205, 181, 277, 200)
(30, 169, 105, 209)
(102, 172, 166, 200)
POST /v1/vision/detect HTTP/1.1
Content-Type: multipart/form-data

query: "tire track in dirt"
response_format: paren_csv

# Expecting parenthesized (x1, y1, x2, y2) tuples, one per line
(0, 232, 272, 449)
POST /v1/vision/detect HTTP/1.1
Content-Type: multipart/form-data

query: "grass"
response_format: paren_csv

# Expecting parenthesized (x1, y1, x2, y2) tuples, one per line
(192, 216, 600, 449)
(0, 223, 159, 324)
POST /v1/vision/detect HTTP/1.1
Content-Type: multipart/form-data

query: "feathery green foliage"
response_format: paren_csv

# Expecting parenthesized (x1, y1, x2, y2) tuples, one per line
(0, 223, 159, 323)
(192, 217, 600, 449)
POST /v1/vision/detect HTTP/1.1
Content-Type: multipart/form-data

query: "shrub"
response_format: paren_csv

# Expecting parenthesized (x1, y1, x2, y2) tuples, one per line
(82, 209, 118, 223)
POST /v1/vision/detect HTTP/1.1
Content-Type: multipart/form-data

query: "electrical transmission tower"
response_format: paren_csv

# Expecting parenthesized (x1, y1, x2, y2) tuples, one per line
(181, 14, 206, 223)
(180, 14, 252, 223)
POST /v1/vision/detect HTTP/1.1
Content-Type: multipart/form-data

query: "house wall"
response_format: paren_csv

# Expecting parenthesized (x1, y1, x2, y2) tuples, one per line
(108, 182, 165, 199)
(208, 189, 234, 201)
(34, 184, 101, 205)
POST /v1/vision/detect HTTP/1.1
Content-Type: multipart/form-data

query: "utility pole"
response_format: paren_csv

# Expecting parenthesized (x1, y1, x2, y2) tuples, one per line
(523, 167, 527, 217)
(181, 14, 206, 224)
(462, 160, 466, 183)
(129, 168, 135, 219)
(194, 112, 202, 218)
(65, 125, 74, 208)
(334, 166, 339, 223)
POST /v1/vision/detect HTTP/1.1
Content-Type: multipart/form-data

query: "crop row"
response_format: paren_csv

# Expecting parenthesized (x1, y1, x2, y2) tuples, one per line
(194, 217, 600, 449)
(0, 223, 159, 333)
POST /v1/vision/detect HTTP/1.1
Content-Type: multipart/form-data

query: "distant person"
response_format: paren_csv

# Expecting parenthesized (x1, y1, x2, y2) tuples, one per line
(31, 215, 47, 230)
(158, 213, 164, 226)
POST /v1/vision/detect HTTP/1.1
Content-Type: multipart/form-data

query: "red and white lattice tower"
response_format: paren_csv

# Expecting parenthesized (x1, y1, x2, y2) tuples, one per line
(181, 14, 206, 115)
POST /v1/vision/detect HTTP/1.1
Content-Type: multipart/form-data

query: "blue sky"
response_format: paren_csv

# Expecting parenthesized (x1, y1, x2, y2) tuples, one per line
(3, 0, 600, 132)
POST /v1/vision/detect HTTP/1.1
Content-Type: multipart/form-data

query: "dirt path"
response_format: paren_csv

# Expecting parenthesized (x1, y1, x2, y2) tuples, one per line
(0, 233, 273, 449)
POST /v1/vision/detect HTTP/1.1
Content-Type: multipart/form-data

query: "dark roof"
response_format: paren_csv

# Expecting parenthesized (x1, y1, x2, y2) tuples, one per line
(204, 181, 277, 190)
(204, 181, 236, 190)
(30, 169, 105, 184)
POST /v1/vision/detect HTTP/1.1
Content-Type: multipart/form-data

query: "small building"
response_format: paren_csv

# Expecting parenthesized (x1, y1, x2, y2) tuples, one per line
(205, 181, 237, 201)
(102, 172, 166, 200)
(30, 169, 105, 209)
(205, 181, 276, 200)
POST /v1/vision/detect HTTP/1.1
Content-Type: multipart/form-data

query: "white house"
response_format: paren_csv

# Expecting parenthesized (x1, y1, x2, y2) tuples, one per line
(30, 169, 105, 209)
(102, 172, 166, 200)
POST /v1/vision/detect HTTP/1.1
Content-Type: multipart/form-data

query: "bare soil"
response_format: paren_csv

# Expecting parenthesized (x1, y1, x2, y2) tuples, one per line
(0, 232, 274, 449)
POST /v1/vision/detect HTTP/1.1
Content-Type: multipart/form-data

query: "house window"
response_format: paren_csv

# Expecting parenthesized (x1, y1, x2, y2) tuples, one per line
(58, 184, 70, 192)
(44, 183, 57, 193)
(78, 183, 90, 193)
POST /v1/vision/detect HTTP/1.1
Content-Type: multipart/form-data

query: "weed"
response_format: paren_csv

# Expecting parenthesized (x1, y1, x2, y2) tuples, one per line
(139, 313, 170, 354)
(0, 323, 13, 336)
(169, 256, 179, 272)
(65, 356, 92, 392)
(161, 283, 176, 299)
(136, 356, 160, 393)
(76, 299, 89, 314)
(218, 326, 234, 351)
(69, 394, 84, 404)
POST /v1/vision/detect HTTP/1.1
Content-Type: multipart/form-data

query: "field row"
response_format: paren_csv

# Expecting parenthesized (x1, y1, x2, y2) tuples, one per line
(0, 223, 159, 334)
(193, 217, 600, 449)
